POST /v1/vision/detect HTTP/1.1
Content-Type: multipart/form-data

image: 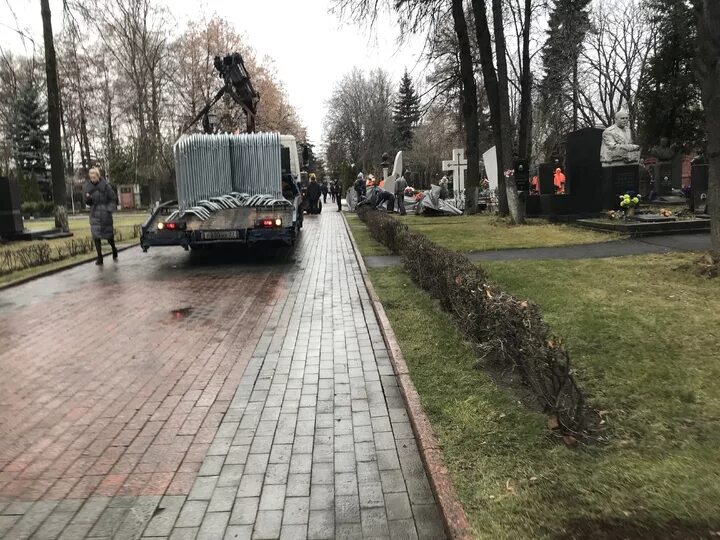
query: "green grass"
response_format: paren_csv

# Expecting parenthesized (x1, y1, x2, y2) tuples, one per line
(395, 214, 619, 252)
(344, 213, 391, 256)
(368, 254, 720, 539)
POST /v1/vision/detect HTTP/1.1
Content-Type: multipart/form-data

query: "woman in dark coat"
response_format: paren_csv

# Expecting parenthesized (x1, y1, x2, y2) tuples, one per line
(84, 168, 118, 265)
(306, 174, 322, 214)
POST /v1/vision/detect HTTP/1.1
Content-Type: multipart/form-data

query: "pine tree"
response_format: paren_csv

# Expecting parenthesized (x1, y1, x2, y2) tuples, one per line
(11, 78, 48, 202)
(636, 0, 703, 148)
(393, 70, 421, 151)
(539, 0, 592, 153)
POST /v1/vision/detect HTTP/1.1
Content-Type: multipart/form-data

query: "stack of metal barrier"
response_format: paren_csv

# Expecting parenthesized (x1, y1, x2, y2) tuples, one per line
(173, 132, 283, 216)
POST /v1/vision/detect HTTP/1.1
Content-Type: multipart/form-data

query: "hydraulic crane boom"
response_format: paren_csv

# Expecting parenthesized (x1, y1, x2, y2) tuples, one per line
(182, 52, 260, 135)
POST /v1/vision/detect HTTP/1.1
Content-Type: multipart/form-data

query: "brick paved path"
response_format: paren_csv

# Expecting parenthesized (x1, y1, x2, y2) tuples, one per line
(0, 211, 445, 539)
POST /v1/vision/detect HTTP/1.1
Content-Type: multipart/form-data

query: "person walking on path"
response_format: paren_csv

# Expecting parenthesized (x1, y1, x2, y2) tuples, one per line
(307, 174, 322, 214)
(84, 167, 118, 265)
(395, 170, 409, 215)
(321, 181, 328, 204)
(334, 180, 343, 211)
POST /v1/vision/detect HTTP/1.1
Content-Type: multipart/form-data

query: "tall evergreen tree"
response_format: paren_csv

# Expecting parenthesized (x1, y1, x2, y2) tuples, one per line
(539, 0, 592, 154)
(11, 78, 48, 201)
(392, 70, 421, 150)
(637, 0, 703, 148)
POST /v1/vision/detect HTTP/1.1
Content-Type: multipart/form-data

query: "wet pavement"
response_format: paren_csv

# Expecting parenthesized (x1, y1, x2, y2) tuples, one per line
(0, 211, 445, 539)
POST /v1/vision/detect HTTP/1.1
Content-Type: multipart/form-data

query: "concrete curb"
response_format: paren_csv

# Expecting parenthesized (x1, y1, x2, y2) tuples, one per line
(342, 212, 473, 540)
(0, 242, 139, 292)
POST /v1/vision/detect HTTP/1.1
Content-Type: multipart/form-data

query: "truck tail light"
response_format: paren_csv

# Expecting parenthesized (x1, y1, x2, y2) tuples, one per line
(256, 218, 282, 228)
(157, 221, 186, 230)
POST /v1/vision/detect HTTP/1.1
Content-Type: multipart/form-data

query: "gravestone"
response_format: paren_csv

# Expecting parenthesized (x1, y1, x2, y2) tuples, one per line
(538, 164, 556, 195)
(482, 146, 498, 192)
(602, 166, 639, 209)
(442, 148, 467, 194)
(691, 162, 709, 212)
(565, 127, 604, 213)
(654, 162, 674, 196)
(514, 158, 529, 192)
(0, 176, 24, 238)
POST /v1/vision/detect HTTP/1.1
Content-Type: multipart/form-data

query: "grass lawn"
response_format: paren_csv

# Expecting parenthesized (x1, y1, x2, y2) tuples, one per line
(344, 213, 391, 256)
(367, 254, 720, 539)
(395, 214, 619, 252)
(0, 212, 148, 286)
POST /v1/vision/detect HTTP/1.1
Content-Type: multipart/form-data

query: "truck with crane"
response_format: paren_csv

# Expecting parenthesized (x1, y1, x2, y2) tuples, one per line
(140, 53, 304, 251)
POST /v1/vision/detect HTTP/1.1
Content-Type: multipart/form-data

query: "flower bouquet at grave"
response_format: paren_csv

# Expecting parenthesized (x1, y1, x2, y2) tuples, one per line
(619, 193, 640, 218)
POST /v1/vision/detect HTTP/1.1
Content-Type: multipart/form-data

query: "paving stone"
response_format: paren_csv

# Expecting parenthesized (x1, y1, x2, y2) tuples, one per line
(280, 523, 308, 539)
(380, 469, 406, 494)
(335, 494, 361, 524)
(388, 518, 420, 540)
(289, 453, 312, 475)
(282, 496, 310, 525)
(334, 472, 358, 496)
(237, 475, 265, 498)
(175, 500, 208, 528)
(376, 449, 401, 471)
(309, 485, 334, 511)
(218, 464, 245, 488)
(196, 510, 229, 539)
(286, 473, 311, 497)
(359, 481, 385, 509)
(361, 507, 390, 538)
(259, 484, 286, 511)
(245, 453, 270, 475)
(335, 522, 363, 539)
(142, 495, 186, 537)
(229, 497, 259, 526)
(225, 524, 254, 539)
(253, 510, 283, 539)
(413, 503, 446, 539)
(308, 509, 334, 540)
(208, 486, 237, 513)
(265, 463, 290, 485)
(311, 463, 333, 485)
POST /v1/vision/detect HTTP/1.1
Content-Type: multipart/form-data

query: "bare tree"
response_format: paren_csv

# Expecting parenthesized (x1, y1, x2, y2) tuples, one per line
(577, 0, 655, 135)
(695, 0, 720, 254)
(40, 0, 69, 231)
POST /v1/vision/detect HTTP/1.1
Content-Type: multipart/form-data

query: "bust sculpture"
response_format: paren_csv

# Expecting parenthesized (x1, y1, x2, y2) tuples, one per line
(600, 109, 640, 167)
(650, 137, 676, 162)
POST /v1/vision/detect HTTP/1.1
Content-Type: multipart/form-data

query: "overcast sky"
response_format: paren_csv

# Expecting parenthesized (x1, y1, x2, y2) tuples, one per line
(0, 0, 428, 144)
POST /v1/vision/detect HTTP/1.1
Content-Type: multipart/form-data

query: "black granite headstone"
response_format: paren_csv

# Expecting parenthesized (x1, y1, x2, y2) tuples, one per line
(538, 164, 555, 195)
(564, 127, 604, 213)
(653, 162, 673, 196)
(691, 164, 709, 211)
(602, 165, 640, 209)
(0, 176, 24, 238)
(514, 159, 529, 192)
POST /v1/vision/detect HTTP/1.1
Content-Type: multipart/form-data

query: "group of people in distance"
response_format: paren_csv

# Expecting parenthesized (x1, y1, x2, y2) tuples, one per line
(352, 170, 412, 215)
(305, 174, 343, 213)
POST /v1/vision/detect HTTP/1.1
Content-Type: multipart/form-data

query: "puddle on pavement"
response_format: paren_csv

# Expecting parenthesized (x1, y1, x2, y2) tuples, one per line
(170, 306, 193, 320)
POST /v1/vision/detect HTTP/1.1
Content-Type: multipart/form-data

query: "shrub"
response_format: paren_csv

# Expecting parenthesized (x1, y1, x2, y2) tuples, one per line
(357, 208, 593, 436)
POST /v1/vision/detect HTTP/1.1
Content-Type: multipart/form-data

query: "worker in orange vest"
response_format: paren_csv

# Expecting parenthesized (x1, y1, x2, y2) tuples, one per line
(553, 168, 566, 194)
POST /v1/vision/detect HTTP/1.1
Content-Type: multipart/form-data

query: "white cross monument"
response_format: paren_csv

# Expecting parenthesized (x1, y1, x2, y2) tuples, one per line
(442, 148, 467, 193)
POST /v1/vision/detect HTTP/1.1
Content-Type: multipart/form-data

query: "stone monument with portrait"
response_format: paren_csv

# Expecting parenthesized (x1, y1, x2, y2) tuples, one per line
(599, 109, 640, 208)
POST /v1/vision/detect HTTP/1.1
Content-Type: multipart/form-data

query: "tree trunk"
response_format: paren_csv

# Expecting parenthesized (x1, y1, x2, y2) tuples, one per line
(517, 0, 533, 160)
(470, 0, 509, 216)
(451, 0, 480, 214)
(572, 55, 579, 132)
(696, 0, 720, 254)
(40, 0, 68, 232)
(491, 0, 523, 223)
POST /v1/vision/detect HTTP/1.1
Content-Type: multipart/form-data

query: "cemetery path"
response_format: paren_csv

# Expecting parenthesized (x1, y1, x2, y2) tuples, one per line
(363, 232, 712, 268)
(0, 211, 445, 539)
